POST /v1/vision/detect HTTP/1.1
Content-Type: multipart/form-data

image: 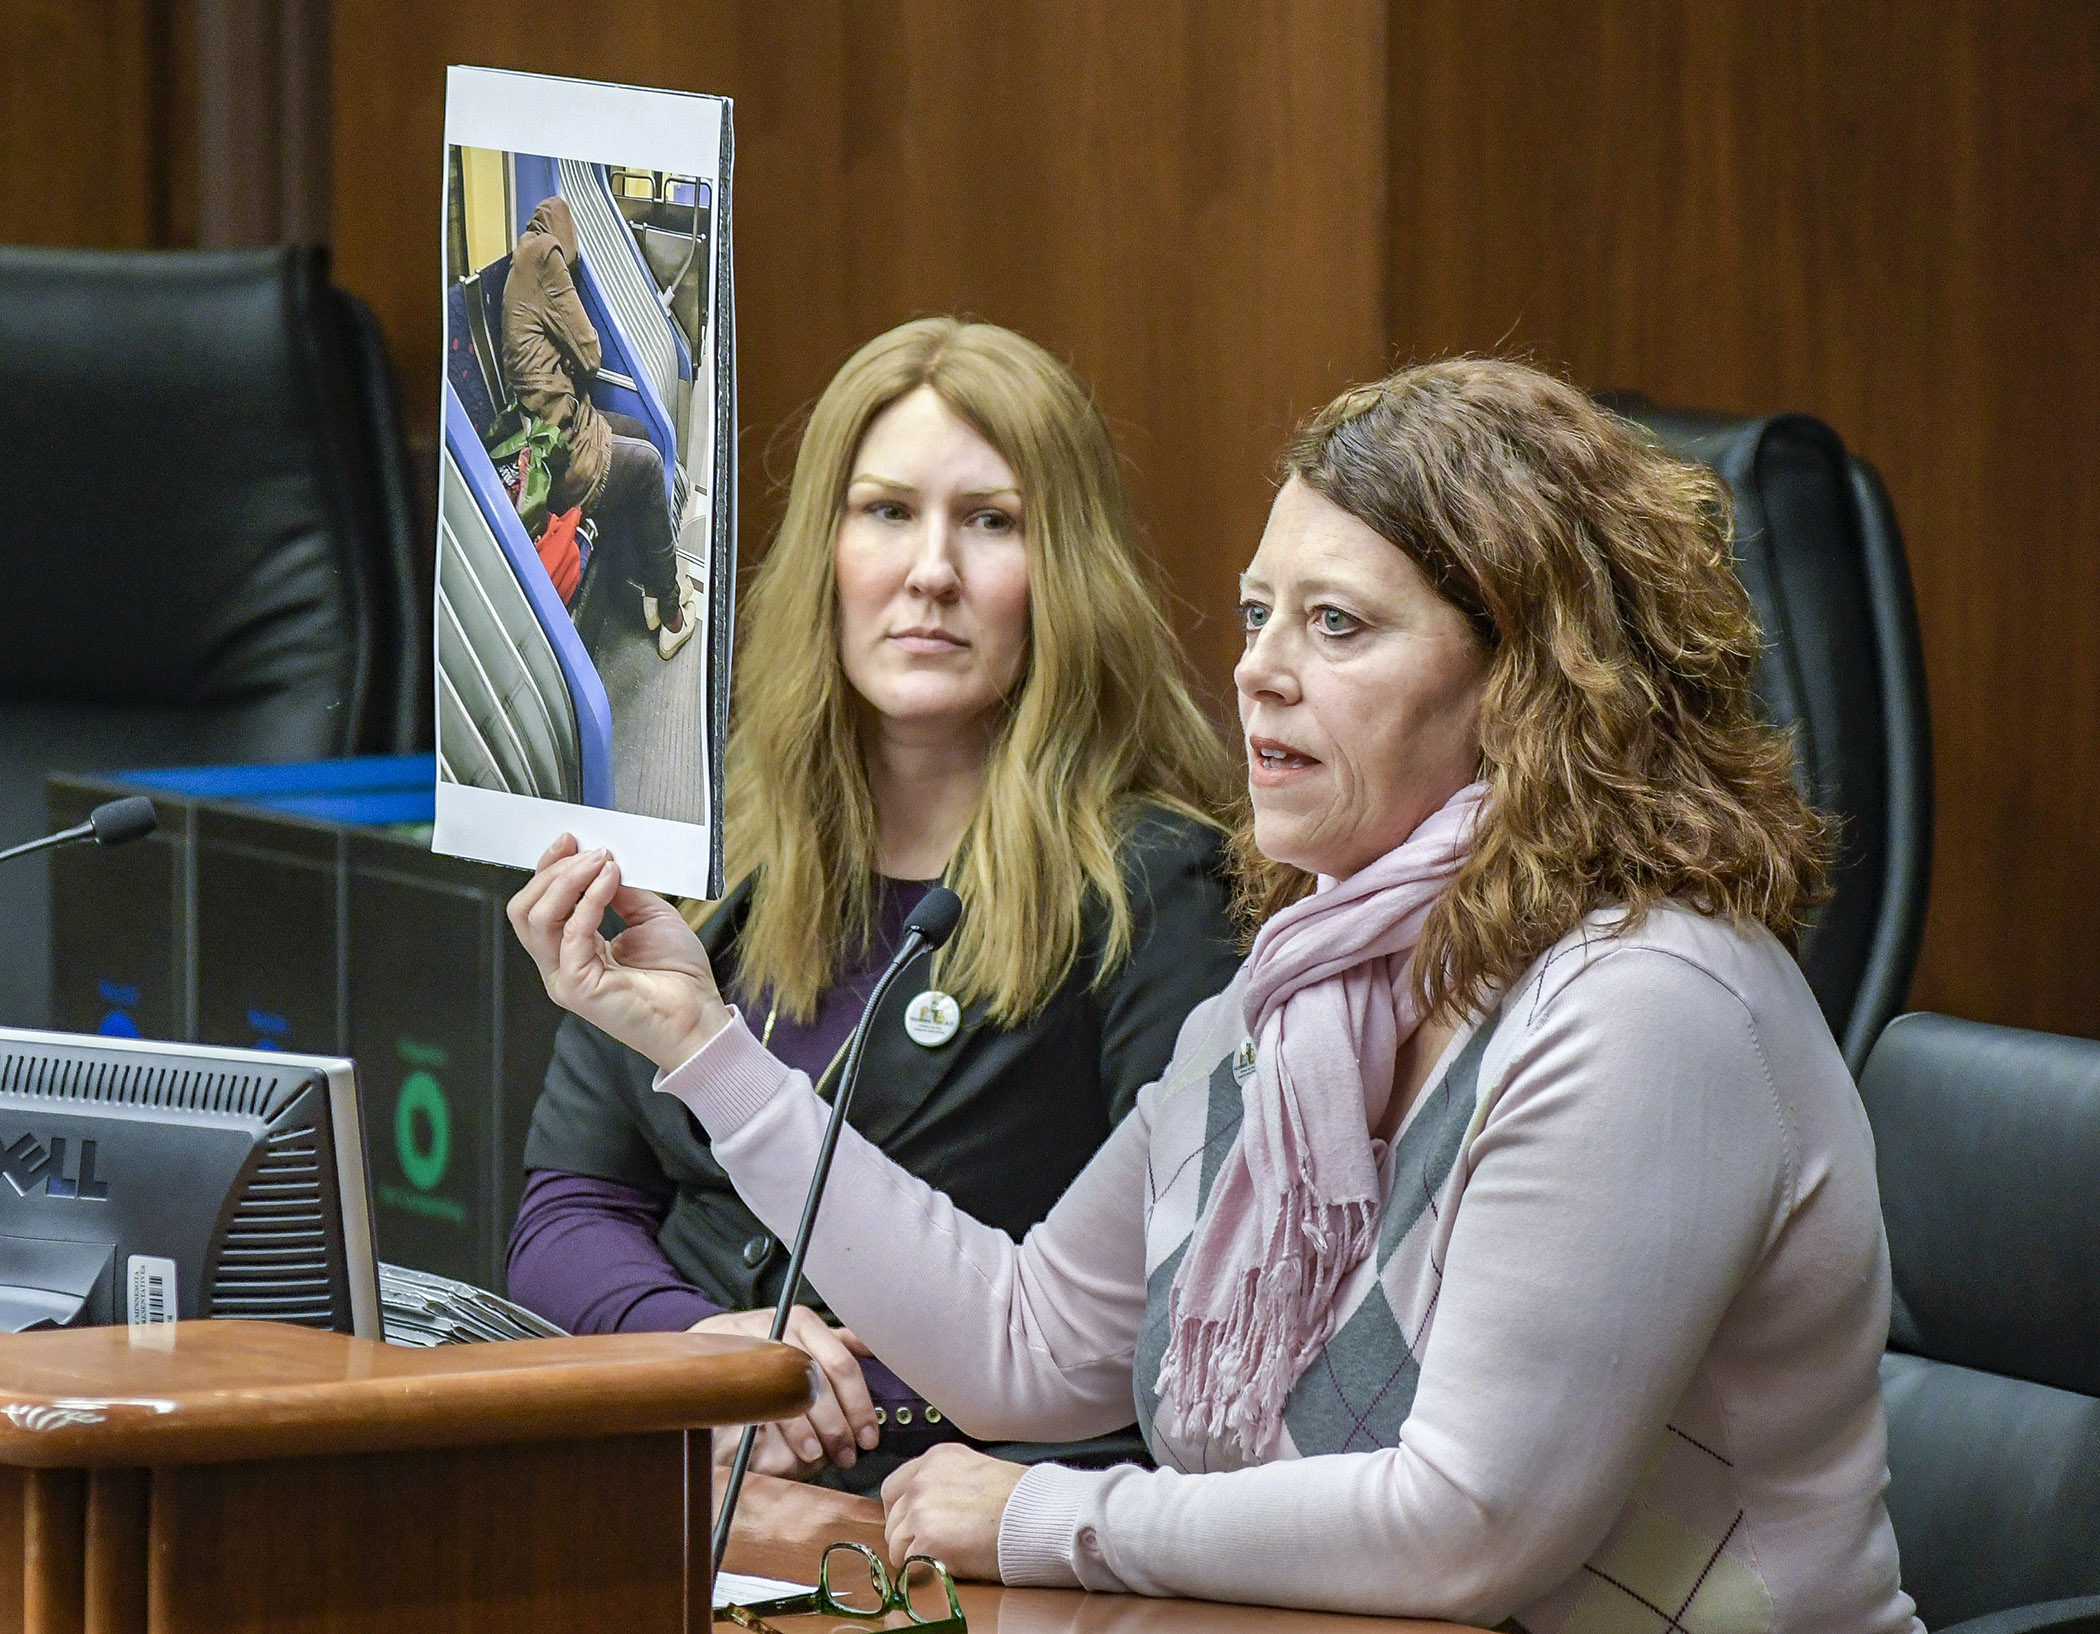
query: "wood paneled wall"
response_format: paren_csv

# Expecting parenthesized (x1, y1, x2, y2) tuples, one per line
(0, 0, 192, 249)
(11, 2, 2096, 1037)
(1385, 0, 2100, 1032)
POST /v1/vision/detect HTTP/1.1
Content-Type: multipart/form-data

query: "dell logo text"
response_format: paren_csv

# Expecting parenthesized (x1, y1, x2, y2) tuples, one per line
(1, 1133, 110, 1200)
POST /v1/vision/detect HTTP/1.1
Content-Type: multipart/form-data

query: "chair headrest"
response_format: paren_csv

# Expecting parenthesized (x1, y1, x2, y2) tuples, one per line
(0, 245, 368, 722)
(1860, 1011, 2100, 1397)
(1604, 393, 1933, 1076)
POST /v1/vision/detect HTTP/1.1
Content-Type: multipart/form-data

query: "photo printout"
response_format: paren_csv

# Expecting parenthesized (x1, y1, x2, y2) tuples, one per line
(432, 66, 735, 899)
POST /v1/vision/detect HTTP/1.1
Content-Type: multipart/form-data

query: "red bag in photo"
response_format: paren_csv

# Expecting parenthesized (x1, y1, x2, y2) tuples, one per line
(535, 506, 584, 605)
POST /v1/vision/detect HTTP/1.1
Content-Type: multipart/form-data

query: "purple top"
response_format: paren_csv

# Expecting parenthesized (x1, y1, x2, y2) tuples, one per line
(505, 879, 933, 1359)
(507, 1169, 715, 1332)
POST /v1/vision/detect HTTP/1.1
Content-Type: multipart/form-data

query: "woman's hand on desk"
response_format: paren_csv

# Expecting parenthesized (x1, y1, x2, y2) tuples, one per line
(694, 1306, 879, 1475)
(508, 834, 733, 1072)
(882, 1444, 1029, 1582)
(717, 1419, 825, 1480)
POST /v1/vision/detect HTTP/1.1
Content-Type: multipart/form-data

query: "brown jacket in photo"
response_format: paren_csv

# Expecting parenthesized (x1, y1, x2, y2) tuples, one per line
(502, 195, 612, 512)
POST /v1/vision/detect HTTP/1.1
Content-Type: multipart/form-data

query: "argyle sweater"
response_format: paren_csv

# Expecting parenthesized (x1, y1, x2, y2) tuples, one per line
(660, 903, 1922, 1633)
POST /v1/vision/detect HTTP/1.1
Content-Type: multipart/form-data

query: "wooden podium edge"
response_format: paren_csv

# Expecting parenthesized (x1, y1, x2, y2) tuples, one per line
(0, 1322, 814, 1468)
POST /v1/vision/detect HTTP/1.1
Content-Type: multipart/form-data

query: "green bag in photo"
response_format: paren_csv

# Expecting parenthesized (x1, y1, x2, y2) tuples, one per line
(487, 408, 566, 532)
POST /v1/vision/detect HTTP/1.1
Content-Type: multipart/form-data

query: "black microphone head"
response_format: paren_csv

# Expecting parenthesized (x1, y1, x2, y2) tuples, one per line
(89, 796, 157, 848)
(904, 886, 963, 950)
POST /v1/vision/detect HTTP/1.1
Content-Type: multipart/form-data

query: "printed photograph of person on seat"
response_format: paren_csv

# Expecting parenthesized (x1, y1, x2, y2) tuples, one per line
(437, 141, 721, 833)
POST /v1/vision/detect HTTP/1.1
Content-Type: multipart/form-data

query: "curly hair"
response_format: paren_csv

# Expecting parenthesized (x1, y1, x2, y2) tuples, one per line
(1234, 357, 1833, 1020)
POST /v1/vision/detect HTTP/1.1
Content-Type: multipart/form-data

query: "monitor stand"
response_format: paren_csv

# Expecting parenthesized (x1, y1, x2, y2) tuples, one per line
(0, 1237, 114, 1331)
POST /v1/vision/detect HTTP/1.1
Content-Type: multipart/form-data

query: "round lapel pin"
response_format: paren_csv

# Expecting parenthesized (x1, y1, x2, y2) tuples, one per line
(902, 989, 962, 1048)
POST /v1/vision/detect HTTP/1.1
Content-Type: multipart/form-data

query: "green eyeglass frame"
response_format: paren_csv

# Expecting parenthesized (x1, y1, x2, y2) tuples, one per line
(715, 1541, 967, 1633)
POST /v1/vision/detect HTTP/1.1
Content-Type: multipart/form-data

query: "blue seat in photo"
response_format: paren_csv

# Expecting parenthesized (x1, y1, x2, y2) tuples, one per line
(446, 276, 501, 439)
(437, 379, 612, 809)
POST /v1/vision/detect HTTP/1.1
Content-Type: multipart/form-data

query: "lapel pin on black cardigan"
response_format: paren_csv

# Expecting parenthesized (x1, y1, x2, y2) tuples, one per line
(711, 886, 965, 1573)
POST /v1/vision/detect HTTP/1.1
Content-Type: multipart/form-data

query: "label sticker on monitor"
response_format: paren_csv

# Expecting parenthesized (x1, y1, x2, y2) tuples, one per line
(127, 1255, 177, 1325)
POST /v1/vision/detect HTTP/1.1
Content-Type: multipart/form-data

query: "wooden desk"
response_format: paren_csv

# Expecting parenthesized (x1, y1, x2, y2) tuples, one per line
(720, 1471, 1489, 1633)
(0, 1319, 815, 1634)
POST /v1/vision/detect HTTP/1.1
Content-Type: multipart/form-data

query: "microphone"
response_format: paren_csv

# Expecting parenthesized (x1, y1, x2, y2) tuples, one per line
(0, 797, 158, 868)
(712, 885, 963, 1571)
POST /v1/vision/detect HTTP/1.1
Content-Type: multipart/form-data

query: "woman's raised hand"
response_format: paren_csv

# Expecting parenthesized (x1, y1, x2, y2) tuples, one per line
(506, 833, 732, 1072)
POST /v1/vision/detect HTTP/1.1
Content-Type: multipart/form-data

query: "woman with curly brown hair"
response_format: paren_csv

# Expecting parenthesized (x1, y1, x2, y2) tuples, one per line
(509, 358, 1920, 1632)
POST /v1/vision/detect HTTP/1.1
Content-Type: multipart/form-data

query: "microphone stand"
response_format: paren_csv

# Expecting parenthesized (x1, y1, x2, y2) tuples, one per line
(710, 889, 961, 1574)
(0, 824, 100, 867)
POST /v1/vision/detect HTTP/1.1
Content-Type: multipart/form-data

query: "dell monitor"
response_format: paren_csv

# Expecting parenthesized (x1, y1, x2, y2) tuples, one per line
(0, 1027, 380, 1337)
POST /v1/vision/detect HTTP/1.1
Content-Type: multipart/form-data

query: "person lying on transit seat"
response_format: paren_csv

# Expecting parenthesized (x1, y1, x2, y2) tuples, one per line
(502, 194, 695, 660)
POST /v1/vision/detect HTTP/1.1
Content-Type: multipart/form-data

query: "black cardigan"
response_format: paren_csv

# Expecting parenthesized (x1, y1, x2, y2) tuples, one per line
(522, 807, 1241, 1324)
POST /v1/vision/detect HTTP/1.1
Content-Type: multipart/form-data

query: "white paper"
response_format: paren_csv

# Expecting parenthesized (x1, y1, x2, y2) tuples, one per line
(712, 1571, 816, 1609)
(444, 66, 722, 175)
(433, 67, 736, 899)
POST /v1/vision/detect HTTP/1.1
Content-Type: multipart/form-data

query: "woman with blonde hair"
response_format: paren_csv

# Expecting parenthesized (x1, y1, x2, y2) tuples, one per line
(507, 317, 1241, 1491)
(514, 355, 1921, 1630)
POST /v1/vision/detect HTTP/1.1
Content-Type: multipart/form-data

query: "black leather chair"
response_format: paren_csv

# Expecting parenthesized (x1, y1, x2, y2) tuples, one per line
(0, 244, 423, 1026)
(1860, 1012, 2100, 1633)
(1606, 400, 1932, 1074)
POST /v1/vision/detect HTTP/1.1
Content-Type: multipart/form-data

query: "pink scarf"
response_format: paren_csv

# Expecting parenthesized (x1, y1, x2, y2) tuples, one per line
(1155, 781, 1486, 1455)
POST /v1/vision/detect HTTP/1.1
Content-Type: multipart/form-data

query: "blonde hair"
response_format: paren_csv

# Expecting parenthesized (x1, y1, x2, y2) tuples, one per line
(1236, 357, 1833, 1019)
(706, 317, 1235, 1025)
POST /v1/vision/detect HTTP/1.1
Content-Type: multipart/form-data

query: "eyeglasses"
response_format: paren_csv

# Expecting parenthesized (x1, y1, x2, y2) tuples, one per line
(716, 1542, 967, 1633)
